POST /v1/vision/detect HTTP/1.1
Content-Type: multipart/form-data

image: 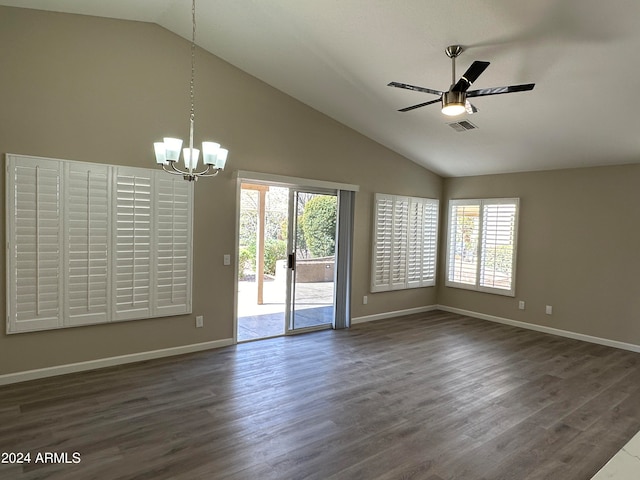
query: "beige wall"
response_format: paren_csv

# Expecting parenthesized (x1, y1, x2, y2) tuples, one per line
(3, 6, 639, 377)
(0, 7, 441, 374)
(439, 165, 640, 345)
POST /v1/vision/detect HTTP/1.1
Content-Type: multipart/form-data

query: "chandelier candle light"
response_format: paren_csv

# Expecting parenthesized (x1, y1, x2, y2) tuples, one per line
(153, 0, 228, 181)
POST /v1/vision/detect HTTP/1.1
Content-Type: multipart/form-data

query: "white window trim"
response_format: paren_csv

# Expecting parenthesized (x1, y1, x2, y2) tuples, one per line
(6, 154, 193, 334)
(371, 193, 439, 293)
(445, 198, 519, 297)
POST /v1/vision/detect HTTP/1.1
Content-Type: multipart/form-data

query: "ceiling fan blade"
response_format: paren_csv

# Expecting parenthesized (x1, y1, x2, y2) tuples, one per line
(388, 81, 444, 96)
(398, 98, 441, 112)
(452, 61, 490, 92)
(467, 83, 535, 98)
(465, 101, 478, 114)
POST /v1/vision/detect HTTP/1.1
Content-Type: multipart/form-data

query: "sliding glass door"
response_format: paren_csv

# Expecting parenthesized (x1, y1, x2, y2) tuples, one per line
(236, 171, 356, 342)
(285, 189, 337, 333)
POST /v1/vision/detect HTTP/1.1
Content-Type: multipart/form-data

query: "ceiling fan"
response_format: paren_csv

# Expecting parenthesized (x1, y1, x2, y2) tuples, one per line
(388, 45, 535, 116)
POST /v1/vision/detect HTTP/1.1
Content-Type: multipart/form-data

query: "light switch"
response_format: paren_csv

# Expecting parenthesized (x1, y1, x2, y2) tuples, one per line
(223, 254, 231, 266)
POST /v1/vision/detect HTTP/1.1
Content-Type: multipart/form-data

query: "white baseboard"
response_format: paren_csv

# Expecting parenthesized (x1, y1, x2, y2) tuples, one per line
(0, 338, 234, 386)
(5, 306, 637, 385)
(437, 305, 640, 354)
(352, 305, 438, 325)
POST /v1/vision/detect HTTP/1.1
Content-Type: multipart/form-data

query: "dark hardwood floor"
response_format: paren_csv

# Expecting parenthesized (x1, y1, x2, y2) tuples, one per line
(2, 310, 640, 480)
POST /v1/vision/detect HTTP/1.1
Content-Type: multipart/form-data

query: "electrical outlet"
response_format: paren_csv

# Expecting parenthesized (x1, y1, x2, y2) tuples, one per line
(196, 315, 204, 328)
(223, 254, 231, 266)
(363, 295, 368, 305)
(518, 301, 525, 310)
(545, 305, 553, 315)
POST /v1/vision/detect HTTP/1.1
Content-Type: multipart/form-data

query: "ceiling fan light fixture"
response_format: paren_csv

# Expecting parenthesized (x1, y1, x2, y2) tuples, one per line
(441, 91, 466, 116)
(442, 103, 466, 116)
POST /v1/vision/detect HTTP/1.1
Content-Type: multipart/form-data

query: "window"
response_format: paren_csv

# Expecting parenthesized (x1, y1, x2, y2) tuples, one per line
(446, 198, 519, 296)
(6, 154, 193, 333)
(371, 193, 438, 292)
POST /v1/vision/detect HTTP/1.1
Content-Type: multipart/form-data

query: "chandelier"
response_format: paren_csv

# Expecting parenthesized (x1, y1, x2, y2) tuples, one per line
(153, 0, 228, 182)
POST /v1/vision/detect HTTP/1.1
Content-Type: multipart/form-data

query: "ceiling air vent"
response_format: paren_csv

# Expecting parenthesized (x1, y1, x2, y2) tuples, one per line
(448, 120, 477, 132)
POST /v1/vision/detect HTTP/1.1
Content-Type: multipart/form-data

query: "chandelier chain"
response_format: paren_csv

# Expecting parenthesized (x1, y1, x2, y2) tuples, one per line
(189, 0, 196, 125)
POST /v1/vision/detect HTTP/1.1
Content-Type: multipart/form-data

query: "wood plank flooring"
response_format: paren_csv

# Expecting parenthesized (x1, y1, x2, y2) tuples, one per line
(2, 310, 640, 479)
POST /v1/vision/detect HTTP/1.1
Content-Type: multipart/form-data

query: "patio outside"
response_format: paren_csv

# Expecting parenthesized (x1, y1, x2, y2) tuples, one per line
(237, 275, 334, 341)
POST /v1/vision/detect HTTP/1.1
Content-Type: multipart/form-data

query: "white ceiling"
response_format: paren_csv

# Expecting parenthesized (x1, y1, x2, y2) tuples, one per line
(3, 0, 640, 177)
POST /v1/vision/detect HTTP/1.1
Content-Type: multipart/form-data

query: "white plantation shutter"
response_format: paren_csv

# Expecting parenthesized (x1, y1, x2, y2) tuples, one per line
(6, 156, 63, 332)
(447, 201, 480, 286)
(154, 174, 193, 316)
(407, 198, 439, 288)
(372, 194, 393, 292)
(64, 163, 111, 326)
(446, 198, 519, 296)
(371, 194, 438, 292)
(407, 199, 423, 288)
(480, 200, 518, 294)
(6, 154, 194, 333)
(113, 168, 152, 321)
(391, 196, 409, 289)
(422, 200, 439, 284)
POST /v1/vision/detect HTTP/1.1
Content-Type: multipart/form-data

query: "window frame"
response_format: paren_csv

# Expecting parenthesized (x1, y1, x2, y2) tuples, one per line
(445, 198, 519, 297)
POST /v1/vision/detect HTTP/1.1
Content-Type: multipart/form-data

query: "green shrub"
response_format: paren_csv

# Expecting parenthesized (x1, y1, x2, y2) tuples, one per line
(238, 239, 287, 276)
(264, 239, 287, 275)
(238, 246, 253, 275)
(300, 196, 337, 258)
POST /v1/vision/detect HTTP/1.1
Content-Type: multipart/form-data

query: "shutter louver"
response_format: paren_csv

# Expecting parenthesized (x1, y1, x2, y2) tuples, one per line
(154, 174, 193, 315)
(114, 168, 152, 321)
(65, 163, 110, 326)
(7, 157, 62, 332)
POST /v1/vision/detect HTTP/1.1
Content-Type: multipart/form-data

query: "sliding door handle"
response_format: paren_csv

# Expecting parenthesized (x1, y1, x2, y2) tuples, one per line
(287, 253, 296, 270)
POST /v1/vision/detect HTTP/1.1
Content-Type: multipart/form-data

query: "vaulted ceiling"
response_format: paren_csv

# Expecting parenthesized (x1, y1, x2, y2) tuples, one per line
(2, 0, 639, 177)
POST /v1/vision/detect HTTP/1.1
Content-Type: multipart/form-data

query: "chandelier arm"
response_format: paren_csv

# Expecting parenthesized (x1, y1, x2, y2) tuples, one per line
(167, 161, 219, 177)
(163, 163, 188, 176)
(196, 164, 211, 176)
(196, 167, 221, 177)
